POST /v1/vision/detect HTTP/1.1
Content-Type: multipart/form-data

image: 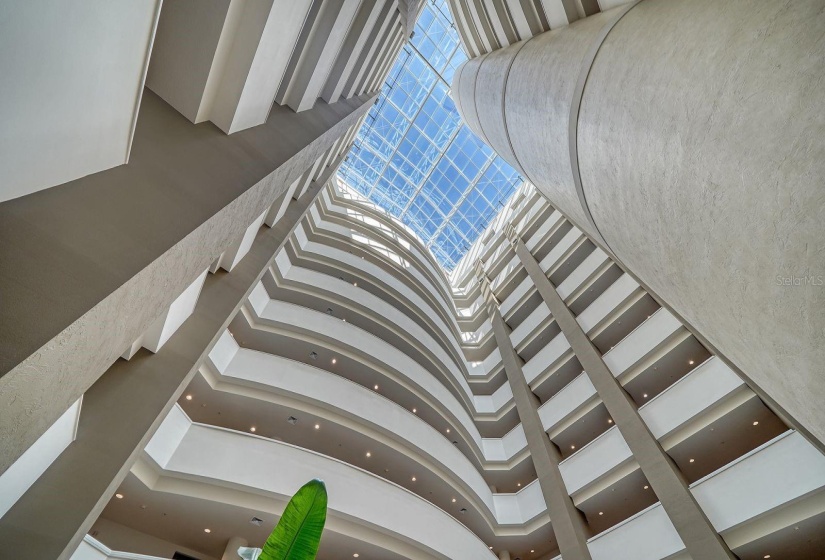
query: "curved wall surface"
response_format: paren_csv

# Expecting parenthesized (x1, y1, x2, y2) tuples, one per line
(452, 0, 825, 447)
(141, 405, 498, 560)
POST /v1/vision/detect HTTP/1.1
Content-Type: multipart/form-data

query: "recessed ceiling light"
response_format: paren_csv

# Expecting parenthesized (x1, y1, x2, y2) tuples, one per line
(608, 419, 613, 424)
(411, 476, 416, 482)
(353, 282, 357, 287)
(688, 360, 694, 365)
(753, 421, 759, 426)
(412, 408, 417, 413)
(452, 498, 456, 503)
(489, 546, 493, 550)
(571, 445, 575, 449)
(314, 424, 320, 430)
(764, 556, 770, 559)
(366, 452, 371, 457)
(185, 394, 192, 401)
(115, 493, 123, 499)
(644, 485, 649, 489)
(331, 358, 337, 364)
(689, 458, 695, 463)
(446, 428, 450, 433)
(531, 550, 534, 554)
(250, 427, 256, 433)
(374, 384, 379, 390)
(204, 528, 211, 533)
(353, 554, 359, 558)
(598, 511, 603, 515)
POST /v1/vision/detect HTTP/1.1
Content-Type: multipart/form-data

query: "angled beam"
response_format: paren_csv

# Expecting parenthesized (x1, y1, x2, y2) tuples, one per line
(508, 228, 736, 560)
(478, 267, 593, 560)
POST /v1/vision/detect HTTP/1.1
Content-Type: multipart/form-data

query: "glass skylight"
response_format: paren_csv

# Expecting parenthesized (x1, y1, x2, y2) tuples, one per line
(337, 0, 523, 271)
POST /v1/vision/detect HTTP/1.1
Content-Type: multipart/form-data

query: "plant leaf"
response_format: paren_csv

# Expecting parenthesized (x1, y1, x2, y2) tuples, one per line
(258, 479, 328, 560)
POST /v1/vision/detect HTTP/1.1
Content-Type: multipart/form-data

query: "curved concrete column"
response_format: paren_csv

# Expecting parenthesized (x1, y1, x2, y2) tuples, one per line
(453, 0, 825, 447)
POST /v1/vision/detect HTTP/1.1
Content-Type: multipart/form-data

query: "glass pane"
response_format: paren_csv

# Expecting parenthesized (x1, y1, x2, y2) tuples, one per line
(336, 2, 523, 272)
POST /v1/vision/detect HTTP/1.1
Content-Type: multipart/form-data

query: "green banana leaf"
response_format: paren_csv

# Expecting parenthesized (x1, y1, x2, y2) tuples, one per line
(258, 479, 328, 560)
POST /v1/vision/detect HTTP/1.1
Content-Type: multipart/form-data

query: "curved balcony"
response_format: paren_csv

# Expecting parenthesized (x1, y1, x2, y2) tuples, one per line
(246, 283, 515, 425)
(202, 333, 544, 530)
(584, 431, 825, 559)
(137, 406, 504, 560)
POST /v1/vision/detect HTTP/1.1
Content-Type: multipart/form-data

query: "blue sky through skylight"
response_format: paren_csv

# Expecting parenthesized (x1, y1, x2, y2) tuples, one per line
(337, 0, 523, 271)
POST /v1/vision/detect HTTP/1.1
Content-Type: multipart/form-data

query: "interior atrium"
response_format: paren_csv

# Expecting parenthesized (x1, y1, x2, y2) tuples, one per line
(0, 1, 823, 560)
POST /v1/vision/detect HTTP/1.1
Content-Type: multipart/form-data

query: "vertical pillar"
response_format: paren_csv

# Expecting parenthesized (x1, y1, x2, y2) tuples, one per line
(477, 265, 593, 560)
(341, 0, 397, 99)
(507, 226, 735, 560)
(498, 550, 511, 560)
(321, 0, 384, 104)
(280, 0, 362, 112)
(222, 536, 249, 560)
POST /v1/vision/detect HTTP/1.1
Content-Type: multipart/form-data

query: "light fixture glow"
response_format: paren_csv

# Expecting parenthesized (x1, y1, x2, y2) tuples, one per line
(689, 458, 695, 463)
(452, 498, 457, 503)
(366, 452, 371, 457)
(644, 485, 649, 489)
(446, 428, 450, 433)
(353, 554, 359, 558)
(517, 483, 521, 487)
(688, 360, 694, 365)
(250, 427, 256, 433)
(374, 384, 379, 390)
(753, 421, 759, 426)
(115, 493, 123, 499)
(314, 424, 320, 430)
(764, 556, 770, 559)
(571, 445, 575, 449)
(598, 511, 603, 515)
(331, 358, 337, 364)
(412, 408, 417, 413)
(185, 394, 192, 401)
(411, 476, 416, 482)
(643, 393, 648, 398)
(204, 528, 211, 533)
(608, 419, 613, 424)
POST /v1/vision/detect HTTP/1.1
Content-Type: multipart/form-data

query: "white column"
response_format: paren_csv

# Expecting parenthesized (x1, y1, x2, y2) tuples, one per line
(221, 536, 249, 560)
(280, 0, 363, 112)
(321, 0, 385, 104)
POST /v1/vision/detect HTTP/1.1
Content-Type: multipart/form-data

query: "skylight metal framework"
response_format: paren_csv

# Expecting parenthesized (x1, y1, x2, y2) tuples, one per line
(338, 0, 523, 271)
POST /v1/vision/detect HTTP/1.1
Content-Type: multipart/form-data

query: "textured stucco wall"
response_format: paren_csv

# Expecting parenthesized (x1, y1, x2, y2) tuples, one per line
(453, 0, 825, 445)
(0, 90, 373, 475)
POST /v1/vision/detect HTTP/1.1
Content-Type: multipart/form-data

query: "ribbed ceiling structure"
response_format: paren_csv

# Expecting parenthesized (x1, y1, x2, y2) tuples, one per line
(338, 0, 523, 271)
